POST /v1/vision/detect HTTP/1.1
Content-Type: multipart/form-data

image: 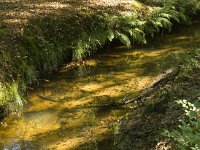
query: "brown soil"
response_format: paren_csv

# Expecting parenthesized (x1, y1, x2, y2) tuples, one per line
(115, 67, 200, 150)
(0, 0, 137, 58)
(0, 0, 133, 29)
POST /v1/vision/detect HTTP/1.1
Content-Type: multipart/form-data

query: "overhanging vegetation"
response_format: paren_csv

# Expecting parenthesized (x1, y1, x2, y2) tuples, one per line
(0, 0, 199, 116)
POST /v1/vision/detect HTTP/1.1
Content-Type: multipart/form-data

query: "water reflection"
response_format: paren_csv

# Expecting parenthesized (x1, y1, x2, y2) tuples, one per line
(0, 22, 200, 149)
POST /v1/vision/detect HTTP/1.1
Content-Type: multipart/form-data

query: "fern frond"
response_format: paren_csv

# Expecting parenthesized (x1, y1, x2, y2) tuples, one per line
(115, 31, 131, 47)
(157, 17, 172, 31)
(73, 40, 86, 60)
(132, 28, 146, 44)
(106, 29, 115, 41)
(159, 12, 171, 19)
(177, 12, 188, 23)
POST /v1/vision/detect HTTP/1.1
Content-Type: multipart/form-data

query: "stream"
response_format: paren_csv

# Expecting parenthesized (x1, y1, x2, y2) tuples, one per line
(0, 22, 200, 150)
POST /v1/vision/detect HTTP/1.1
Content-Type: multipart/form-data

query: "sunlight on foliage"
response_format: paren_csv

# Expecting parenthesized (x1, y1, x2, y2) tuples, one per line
(163, 99, 200, 150)
(0, 0, 199, 115)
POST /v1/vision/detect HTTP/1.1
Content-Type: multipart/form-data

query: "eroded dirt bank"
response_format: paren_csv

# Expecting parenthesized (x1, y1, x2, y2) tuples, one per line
(0, 21, 200, 150)
(115, 23, 200, 150)
(116, 66, 200, 150)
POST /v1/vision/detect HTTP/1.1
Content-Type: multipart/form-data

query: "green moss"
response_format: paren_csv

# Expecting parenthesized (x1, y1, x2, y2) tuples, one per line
(0, 82, 23, 115)
(0, 0, 199, 117)
(0, 28, 10, 37)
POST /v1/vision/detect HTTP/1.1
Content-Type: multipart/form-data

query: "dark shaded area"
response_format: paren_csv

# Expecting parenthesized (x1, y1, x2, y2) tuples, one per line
(0, 106, 6, 121)
(115, 63, 200, 149)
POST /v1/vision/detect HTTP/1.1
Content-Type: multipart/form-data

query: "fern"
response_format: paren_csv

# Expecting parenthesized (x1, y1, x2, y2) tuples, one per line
(73, 40, 86, 60)
(158, 17, 172, 31)
(143, 0, 193, 38)
(106, 29, 115, 42)
(132, 28, 146, 43)
(115, 31, 131, 47)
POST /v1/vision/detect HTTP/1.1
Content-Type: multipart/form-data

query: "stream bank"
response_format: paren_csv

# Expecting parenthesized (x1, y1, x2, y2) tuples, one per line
(115, 51, 200, 150)
(0, 0, 200, 115)
(0, 21, 200, 150)
(115, 23, 200, 149)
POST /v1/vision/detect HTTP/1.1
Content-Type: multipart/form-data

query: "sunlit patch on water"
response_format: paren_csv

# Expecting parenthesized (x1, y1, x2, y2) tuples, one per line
(0, 22, 200, 149)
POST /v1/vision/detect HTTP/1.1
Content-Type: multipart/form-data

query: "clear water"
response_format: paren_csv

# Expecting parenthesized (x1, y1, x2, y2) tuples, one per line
(0, 22, 200, 150)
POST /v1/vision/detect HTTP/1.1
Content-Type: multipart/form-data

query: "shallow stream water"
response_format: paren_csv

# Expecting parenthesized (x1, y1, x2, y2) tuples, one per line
(0, 22, 200, 150)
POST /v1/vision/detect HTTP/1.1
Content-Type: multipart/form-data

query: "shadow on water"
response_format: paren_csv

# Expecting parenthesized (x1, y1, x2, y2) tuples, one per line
(0, 22, 200, 149)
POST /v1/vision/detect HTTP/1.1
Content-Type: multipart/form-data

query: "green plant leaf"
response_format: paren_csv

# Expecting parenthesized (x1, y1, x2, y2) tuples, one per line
(115, 31, 131, 47)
